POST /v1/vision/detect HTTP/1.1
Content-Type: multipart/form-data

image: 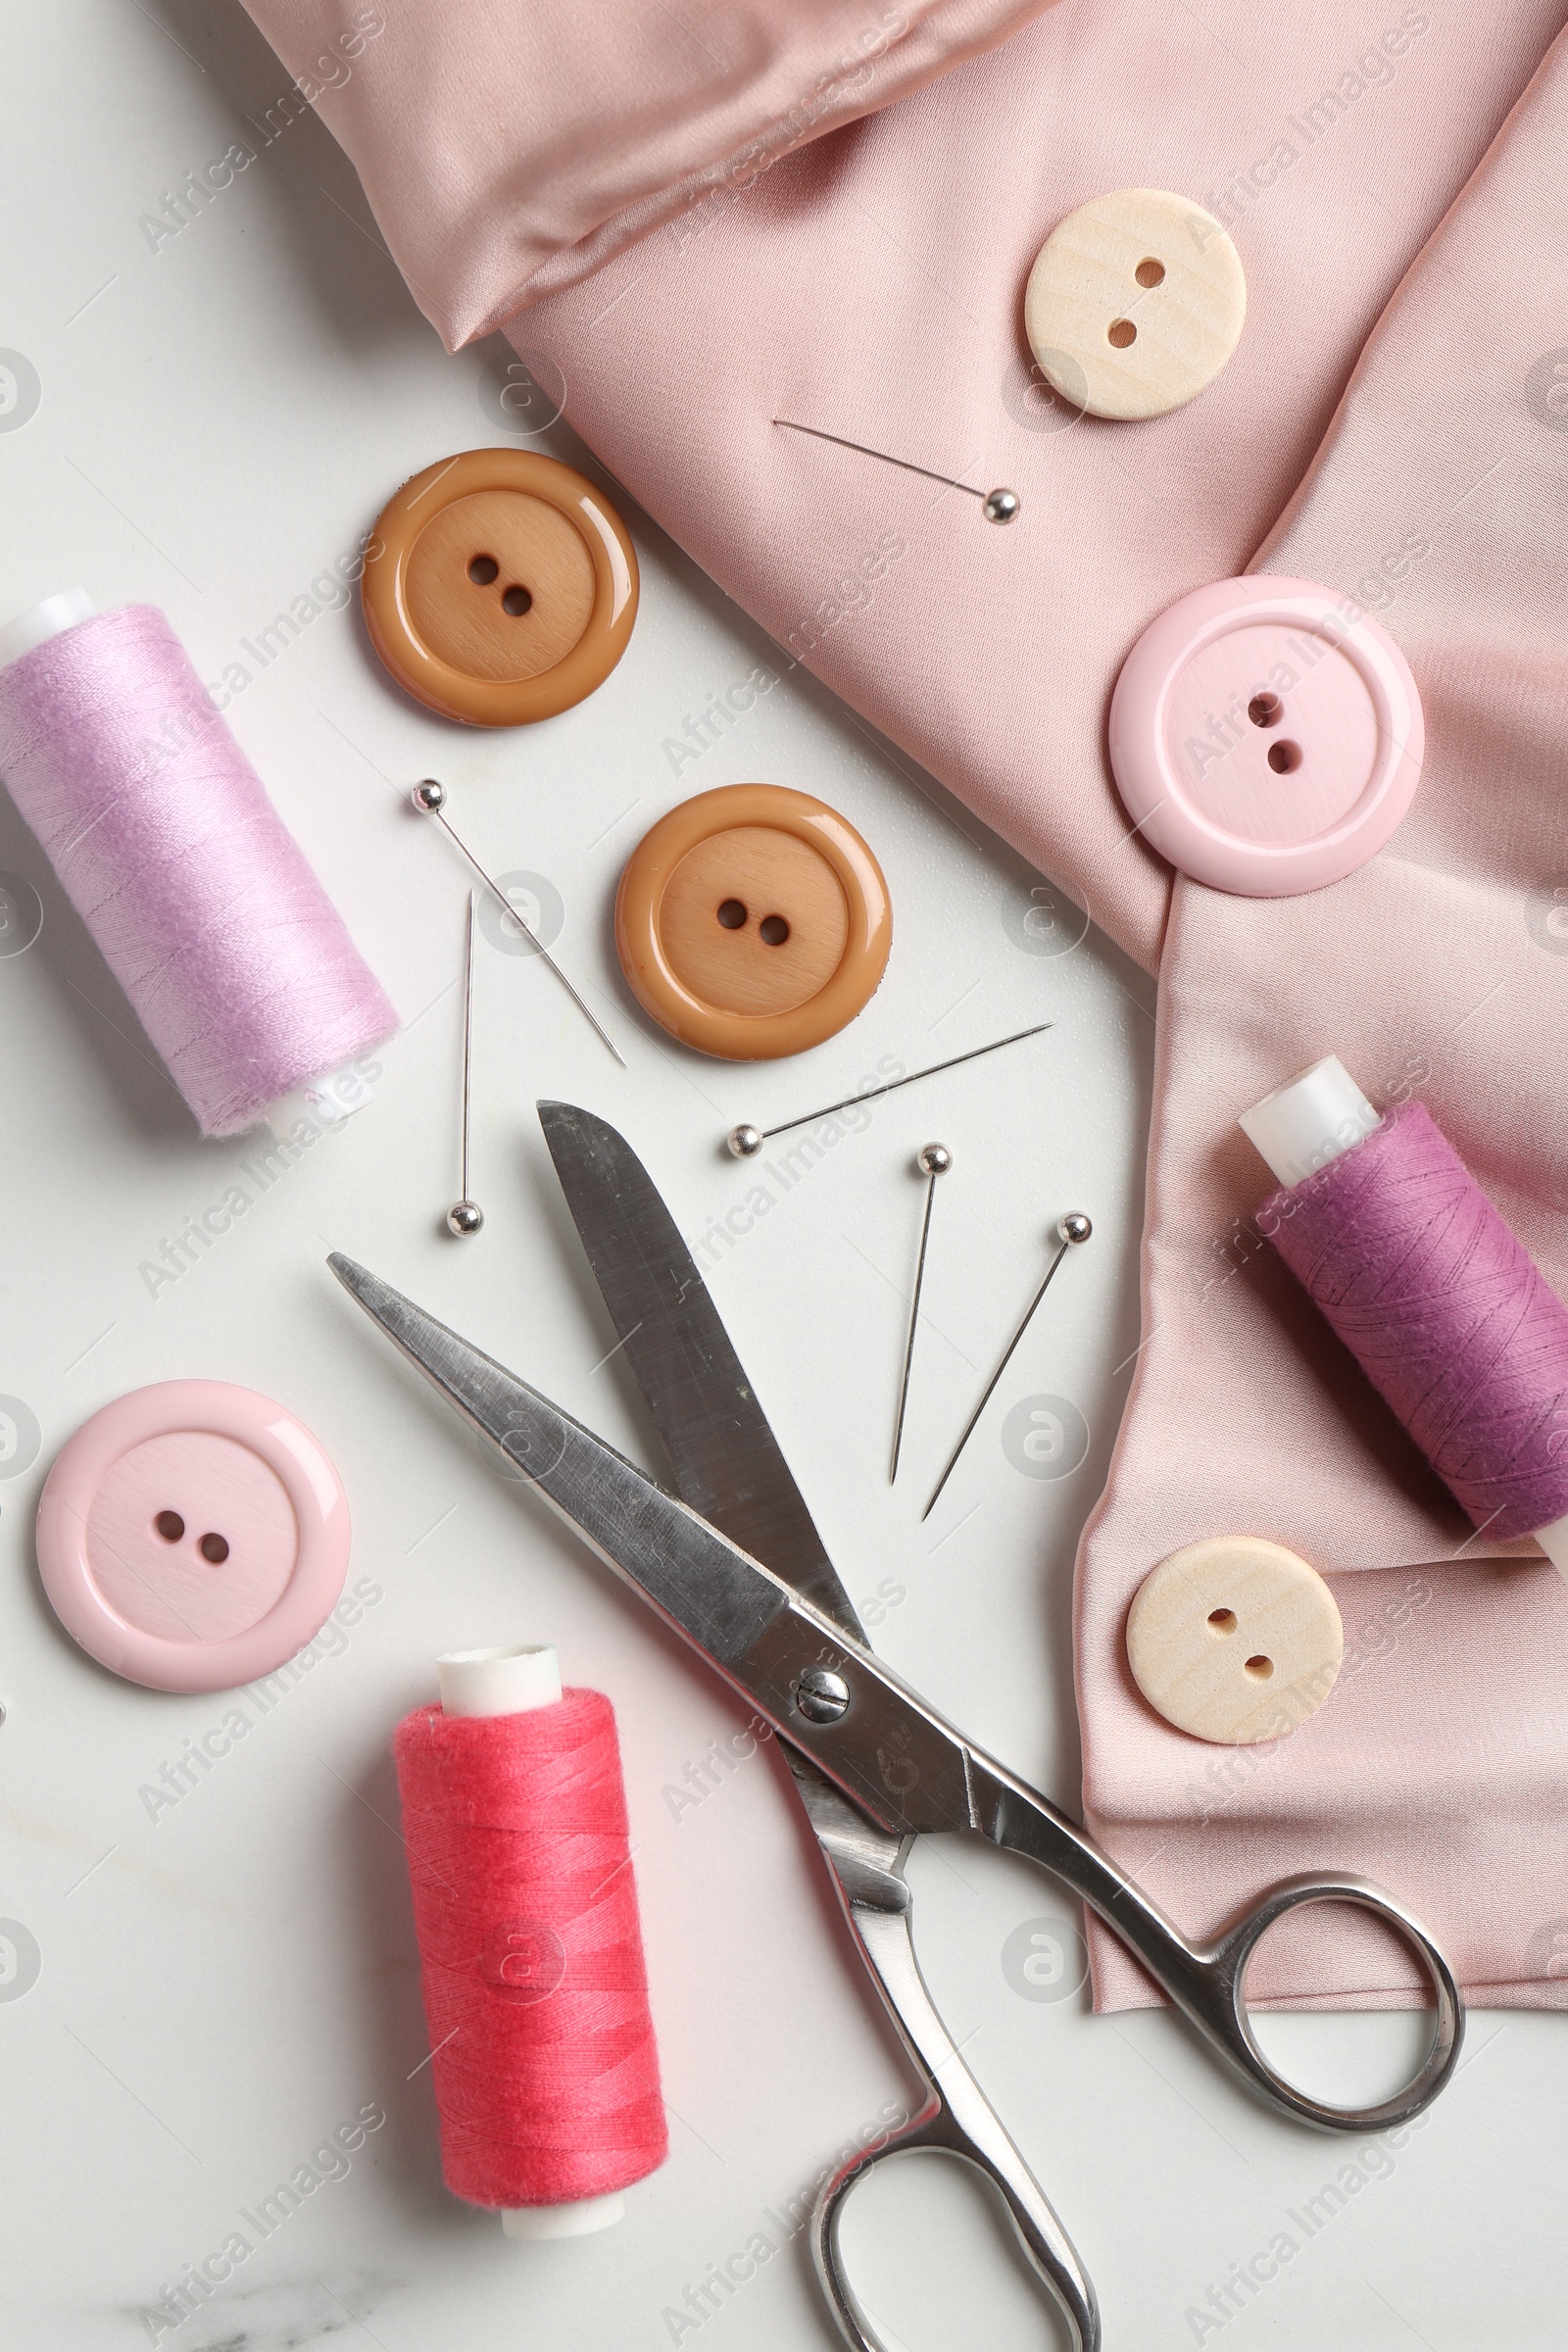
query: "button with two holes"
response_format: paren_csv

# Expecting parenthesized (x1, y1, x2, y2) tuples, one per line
(362, 447, 638, 726)
(614, 784, 892, 1059)
(1126, 1536, 1344, 1745)
(35, 1381, 351, 1692)
(1025, 186, 1246, 421)
(1107, 573, 1425, 895)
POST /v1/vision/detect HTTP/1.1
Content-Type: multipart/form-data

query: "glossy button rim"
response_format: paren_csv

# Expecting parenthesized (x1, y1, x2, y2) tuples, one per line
(614, 783, 892, 1059)
(35, 1380, 351, 1692)
(362, 447, 638, 726)
(1107, 574, 1424, 897)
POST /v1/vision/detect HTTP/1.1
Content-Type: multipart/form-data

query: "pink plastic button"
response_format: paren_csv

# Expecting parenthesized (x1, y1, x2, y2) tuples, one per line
(35, 1381, 350, 1692)
(1107, 575, 1424, 896)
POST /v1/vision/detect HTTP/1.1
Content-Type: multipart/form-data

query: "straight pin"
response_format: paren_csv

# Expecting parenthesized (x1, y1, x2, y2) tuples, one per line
(774, 417, 1020, 523)
(447, 891, 482, 1237)
(726, 1022, 1053, 1157)
(922, 1211, 1092, 1521)
(891, 1145, 952, 1483)
(411, 780, 626, 1066)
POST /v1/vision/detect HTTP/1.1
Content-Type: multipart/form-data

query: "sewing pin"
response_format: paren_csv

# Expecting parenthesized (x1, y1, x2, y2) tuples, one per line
(411, 781, 626, 1066)
(446, 891, 483, 1237)
(922, 1209, 1092, 1521)
(891, 1144, 952, 1484)
(774, 417, 1019, 523)
(726, 1022, 1052, 1157)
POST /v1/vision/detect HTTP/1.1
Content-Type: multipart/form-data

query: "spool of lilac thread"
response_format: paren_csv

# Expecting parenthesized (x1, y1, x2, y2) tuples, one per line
(0, 594, 397, 1137)
(1241, 1056, 1568, 1575)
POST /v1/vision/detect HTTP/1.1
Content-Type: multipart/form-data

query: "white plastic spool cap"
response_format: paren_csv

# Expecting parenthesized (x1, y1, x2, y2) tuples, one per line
(1240, 1060, 1568, 1583)
(437, 1642, 564, 1719)
(0, 591, 378, 1143)
(0, 589, 96, 670)
(1238, 1054, 1382, 1189)
(434, 1642, 626, 2240)
(265, 1060, 383, 1143)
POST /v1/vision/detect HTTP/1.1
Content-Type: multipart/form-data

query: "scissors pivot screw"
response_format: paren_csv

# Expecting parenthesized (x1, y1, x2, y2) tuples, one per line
(794, 1666, 852, 1725)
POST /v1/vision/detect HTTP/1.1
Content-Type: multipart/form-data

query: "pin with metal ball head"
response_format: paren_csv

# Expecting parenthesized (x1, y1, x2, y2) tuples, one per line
(890, 1144, 952, 1483)
(446, 892, 483, 1238)
(724, 1023, 1053, 1159)
(773, 418, 1020, 523)
(411, 780, 625, 1065)
(923, 1209, 1093, 1520)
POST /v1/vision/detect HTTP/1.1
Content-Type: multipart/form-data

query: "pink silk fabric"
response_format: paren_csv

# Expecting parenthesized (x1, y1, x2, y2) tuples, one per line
(246, 0, 1568, 2003)
(240, 0, 1066, 346)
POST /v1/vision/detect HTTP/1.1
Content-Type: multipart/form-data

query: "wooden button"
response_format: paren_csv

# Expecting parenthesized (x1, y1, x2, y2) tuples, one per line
(362, 449, 637, 725)
(1025, 188, 1245, 421)
(1126, 1537, 1343, 1745)
(614, 785, 891, 1059)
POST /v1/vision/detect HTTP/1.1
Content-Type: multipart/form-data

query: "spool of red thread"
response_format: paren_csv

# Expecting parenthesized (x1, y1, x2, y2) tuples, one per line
(393, 1643, 667, 2236)
(1241, 1056, 1568, 1575)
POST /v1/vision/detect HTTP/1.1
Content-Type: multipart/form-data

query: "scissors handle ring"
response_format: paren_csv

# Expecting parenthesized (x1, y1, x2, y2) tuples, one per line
(811, 2092, 1099, 2352)
(1189, 1873, 1463, 2131)
(980, 1769, 1463, 2133)
(804, 1808, 1101, 2352)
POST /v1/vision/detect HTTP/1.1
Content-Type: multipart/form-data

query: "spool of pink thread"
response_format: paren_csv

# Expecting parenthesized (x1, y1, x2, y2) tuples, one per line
(1241, 1056, 1568, 1574)
(393, 1643, 667, 2238)
(0, 591, 397, 1137)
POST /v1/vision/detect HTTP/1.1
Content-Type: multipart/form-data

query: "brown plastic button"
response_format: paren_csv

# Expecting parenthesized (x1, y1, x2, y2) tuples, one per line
(362, 448, 637, 725)
(614, 785, 891, 1059)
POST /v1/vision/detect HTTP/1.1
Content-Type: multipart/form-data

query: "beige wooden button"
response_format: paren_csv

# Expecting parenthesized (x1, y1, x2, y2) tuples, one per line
(362, 448, 637, 725)
(614, 784, 891, 1059)
(1126, 1537, 1342, 1745)
(1025, 188, 1245, 421)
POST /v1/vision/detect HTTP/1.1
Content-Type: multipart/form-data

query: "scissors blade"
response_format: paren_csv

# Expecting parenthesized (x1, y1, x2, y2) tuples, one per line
(328, 1251, 974, 1834)
(537, 1100, 862, 1640)
(330, 1251, 787, 1664)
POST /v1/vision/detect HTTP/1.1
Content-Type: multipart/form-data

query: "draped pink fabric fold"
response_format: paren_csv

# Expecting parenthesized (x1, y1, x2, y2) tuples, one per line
(241, 0, 1067, 346)
(240, 0, 1568, 2003)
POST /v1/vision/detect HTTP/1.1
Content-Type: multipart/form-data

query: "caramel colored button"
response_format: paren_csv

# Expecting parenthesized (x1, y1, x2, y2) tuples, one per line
(363, 448, 637, 725)
(1025, 188, 1245, 421)
(614, 785, 891, 1059)
(1126, 1537, 1342, 1745)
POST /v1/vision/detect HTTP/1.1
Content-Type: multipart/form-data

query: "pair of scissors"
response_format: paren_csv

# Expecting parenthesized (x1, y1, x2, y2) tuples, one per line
(329, 1101, 1462, 2352)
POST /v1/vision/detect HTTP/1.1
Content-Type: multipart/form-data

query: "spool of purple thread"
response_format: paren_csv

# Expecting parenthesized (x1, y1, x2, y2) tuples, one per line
(0, 592, 398, 1138)
(1241, 1056, 1568, 1575)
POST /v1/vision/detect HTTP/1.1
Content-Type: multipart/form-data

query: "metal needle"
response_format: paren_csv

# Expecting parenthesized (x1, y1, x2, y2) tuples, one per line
(446, 892, 483, 1237)
(411, 780, 626, 1067)
(726, 1023, 1052, 1157)
(774, 417, 1020, 522)
(922, 1211, 1092, 1522)
(891, 1144, 951, 1483)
